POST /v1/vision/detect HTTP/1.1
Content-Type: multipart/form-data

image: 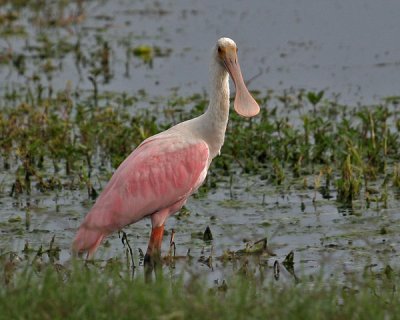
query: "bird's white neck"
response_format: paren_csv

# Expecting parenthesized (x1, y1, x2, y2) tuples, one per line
(171, 57, 230, 160)
(201, 60, 230, 159)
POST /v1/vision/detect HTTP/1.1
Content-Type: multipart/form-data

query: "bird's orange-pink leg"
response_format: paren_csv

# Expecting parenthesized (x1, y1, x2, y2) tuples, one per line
(144, 224, 165, 266)
(144, 200, 186, 268)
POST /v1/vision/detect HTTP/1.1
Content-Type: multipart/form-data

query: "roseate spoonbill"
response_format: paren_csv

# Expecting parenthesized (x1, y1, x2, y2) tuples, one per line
(72, 37, 260, 265)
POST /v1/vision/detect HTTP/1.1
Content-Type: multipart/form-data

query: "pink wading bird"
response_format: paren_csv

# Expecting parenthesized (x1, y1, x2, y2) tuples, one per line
(72, 37, 260, 266)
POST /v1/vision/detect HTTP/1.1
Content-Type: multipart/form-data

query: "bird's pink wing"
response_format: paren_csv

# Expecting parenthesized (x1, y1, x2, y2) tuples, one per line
(79, 134, 209, 233)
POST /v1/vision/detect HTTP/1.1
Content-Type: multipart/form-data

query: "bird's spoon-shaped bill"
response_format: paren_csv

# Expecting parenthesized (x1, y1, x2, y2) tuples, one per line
(222, 49, 260, 118)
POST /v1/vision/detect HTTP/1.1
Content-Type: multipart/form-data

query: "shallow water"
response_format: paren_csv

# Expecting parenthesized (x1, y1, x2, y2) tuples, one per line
(1, 0, 400, 104)
(2, 169, 400, 283)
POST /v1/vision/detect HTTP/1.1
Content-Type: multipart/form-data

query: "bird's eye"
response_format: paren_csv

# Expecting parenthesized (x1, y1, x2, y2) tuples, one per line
(218, 46, 222, 53)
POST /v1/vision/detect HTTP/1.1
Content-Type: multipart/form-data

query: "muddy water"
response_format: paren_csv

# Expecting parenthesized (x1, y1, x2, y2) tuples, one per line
(1, 0, 400, 282)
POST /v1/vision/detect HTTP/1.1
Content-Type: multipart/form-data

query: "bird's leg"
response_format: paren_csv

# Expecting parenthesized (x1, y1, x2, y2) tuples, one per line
(144, 224, 165, 268)
(144, 200, 185, 270)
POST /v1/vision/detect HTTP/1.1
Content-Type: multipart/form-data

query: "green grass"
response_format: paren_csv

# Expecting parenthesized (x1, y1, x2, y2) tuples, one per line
(0, 260, 398, 320)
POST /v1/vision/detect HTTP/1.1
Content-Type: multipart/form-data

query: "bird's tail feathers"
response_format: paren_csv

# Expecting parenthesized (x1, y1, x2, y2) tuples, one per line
(72, 225, 105, 259)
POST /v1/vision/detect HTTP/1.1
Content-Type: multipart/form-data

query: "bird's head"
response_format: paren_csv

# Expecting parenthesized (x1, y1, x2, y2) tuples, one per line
(215, 37, 260, 118)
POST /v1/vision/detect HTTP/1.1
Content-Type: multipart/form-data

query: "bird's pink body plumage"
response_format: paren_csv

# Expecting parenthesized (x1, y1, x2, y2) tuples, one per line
(72, 37, 260, 260)
(73, 134, 209, 256)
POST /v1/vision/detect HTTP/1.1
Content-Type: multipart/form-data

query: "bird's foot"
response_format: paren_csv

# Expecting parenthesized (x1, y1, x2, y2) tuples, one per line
(144, 251, 162, 269)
